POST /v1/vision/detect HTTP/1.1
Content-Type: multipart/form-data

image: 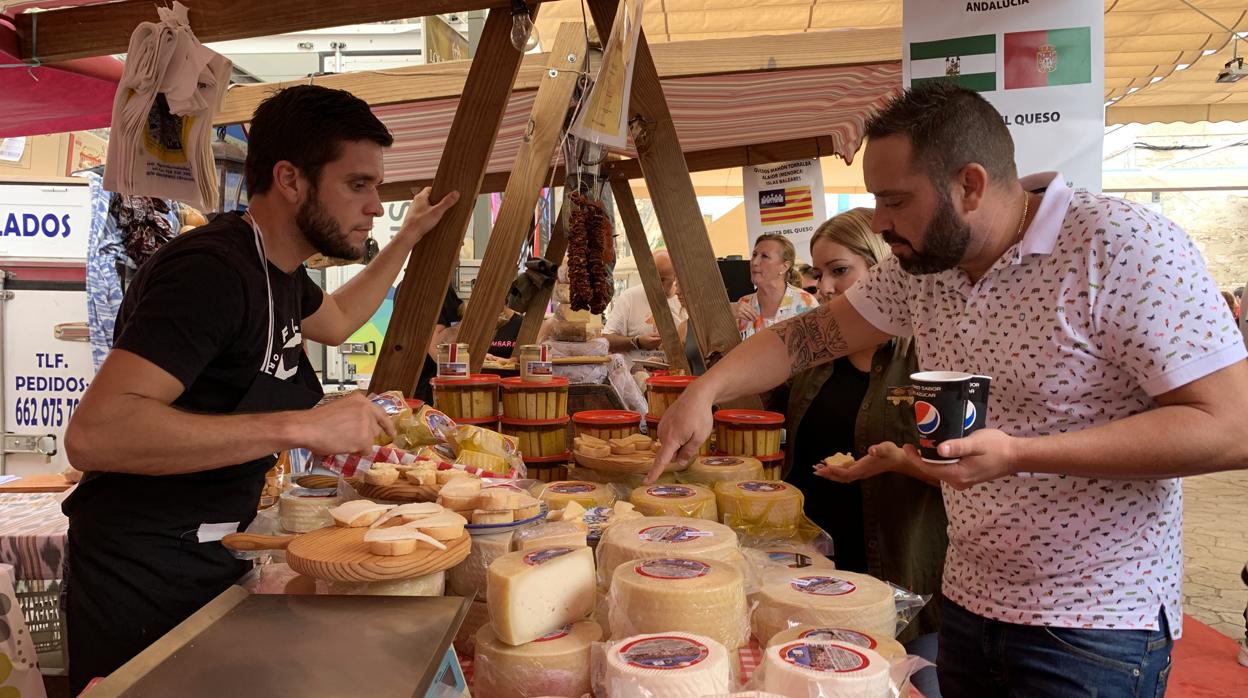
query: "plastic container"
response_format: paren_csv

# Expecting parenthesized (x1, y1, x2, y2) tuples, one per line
(517, 343, 554, 382)
(573, 410, 641, 441)
(758, 451, 785, 481)
(714, 409, 784, 458)
(431, 374, 500, 421)
(645, 374, 697, 418)
(501, 376, 569, 421)
(501, 416, 570, 460)
(522, 454, 571, 483)
(436, 342, 470, 378)
(456, 415, 500, 432)
(647, 415, 710, 455)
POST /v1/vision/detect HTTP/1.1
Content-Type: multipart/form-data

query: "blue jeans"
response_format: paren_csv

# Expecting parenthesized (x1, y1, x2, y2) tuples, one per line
(938, 600, 1173, 698)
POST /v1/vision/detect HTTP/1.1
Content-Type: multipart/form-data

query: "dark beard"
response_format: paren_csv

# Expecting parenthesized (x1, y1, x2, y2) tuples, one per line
(886, 189, 971, 275)
(297, 186, 360, 259)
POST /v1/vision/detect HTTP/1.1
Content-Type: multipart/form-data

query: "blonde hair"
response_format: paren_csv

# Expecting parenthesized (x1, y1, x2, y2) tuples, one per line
(754, 233, 801, 286)
(810, 208, 889, 268)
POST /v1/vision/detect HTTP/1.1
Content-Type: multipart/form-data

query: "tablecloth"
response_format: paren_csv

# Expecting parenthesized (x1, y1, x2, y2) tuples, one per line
(0, 563, 48, 697)
(0, 493, 69, 582)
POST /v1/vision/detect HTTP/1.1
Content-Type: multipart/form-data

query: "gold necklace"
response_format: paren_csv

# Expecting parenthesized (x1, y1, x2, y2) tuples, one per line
(1013, 192, 1030, 247)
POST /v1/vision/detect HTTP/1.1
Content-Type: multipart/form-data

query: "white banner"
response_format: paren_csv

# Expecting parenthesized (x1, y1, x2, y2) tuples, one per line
(902, 1, 1104, 191)
(743, 159, 827, 260)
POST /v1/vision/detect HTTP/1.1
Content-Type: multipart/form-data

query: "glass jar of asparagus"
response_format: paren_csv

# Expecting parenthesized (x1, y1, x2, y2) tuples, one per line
(501, 416, 570, 460)
(647, 415, 711, 455)
(436, 342, 470, 378)
(713, 409, 784, 458)
(645, 375, 697, 418)
(517, 343, 555, 382)
(500, 376, 569, 421)
(430, 374, 500, 421)
(573, 410, 641, 441)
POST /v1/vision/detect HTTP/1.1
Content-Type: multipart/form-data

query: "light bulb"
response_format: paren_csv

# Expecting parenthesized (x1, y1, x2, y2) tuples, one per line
(510, 5, 540, 52)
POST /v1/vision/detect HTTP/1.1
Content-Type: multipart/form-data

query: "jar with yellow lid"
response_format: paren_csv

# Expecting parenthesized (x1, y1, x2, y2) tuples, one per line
(436, 343, 471, 378)
(645, 374, 697, 419)
(500, 416, 569, 460)
(714, 409, 784, 458)
(517, 344, 555, 382)
(573, 410, 641, 441)
(431, 374, 500, 421)
(500, 376, 569, 420)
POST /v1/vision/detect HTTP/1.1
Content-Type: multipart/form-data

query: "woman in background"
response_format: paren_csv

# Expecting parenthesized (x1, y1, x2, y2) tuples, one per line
(735, 234, 817, 340)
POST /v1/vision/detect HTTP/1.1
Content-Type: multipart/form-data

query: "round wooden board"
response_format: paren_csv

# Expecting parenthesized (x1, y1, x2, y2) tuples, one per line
(346, 477, 440, 502)
(285, 527, 471, 582)
(572, 448, 685, 475)
(296, 475, 341, 490)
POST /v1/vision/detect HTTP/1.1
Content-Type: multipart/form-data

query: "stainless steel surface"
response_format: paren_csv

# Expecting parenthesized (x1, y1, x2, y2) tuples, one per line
(119, 593, 469, 697)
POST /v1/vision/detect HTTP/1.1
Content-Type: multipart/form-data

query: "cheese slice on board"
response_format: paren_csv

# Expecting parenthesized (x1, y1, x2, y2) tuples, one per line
(600, 633, 731, 698)
(487, 546, 596, 645)
(608, 557, 750, 650)
(473, 621, 601, 698)
(761, 640, 891, 698)
(754, 571, 897, 644)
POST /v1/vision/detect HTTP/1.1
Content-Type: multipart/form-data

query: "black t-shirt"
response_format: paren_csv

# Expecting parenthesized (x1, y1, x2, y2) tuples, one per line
(786, 356, 870, 573)
(414, 287, 464, 402)
(489, 312, 524, 359)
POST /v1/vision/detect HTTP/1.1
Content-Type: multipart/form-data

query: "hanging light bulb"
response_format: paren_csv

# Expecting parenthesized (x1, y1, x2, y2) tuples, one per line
(510, 0, 540, 52)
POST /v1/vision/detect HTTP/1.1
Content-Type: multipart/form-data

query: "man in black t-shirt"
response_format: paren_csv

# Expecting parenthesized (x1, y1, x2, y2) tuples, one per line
(61, 85, 457, 694)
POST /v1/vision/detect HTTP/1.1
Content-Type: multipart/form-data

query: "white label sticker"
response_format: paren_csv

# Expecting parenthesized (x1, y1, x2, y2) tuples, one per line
(197, 521, 240, 543)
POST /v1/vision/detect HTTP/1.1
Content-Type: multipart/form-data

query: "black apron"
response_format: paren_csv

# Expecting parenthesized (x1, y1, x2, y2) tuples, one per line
(63, 357, 322, 695)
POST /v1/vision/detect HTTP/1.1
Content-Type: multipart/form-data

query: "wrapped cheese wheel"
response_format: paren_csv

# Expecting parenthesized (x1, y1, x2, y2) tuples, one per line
(596, 516, 742, 589)
(754, 571, 898, 643)
(681, 455, 764, 486)
(454, 598, 492, 656)
(600, 633, 732, 698)
(608, 557, 750, 650)
(743, 544, 836, 574)
(474, 621, 601, 698)
(323, 571, 445, 597)
(769, 625, 907, 663)
(628, 484, 718, 520)
(536, 480, 616, 510)
(448, 531, 513, 597)
(714, 480, 804, 532)
(761, 640, 891, 698)
(278, 487, 335, 533)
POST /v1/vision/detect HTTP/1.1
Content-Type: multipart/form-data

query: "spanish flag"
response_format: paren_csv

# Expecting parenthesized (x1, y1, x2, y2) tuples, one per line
(1004, 27, 1092, 90)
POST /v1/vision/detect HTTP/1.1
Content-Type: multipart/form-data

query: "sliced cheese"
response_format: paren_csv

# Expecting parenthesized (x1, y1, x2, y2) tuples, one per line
(601, 633, 732, 698)
(487, 546, 596, 645)
(561, 500, 587, 524)
(278, 488, 335, 533)
(537, 480, 616, 509)
(754, 571, 897, 644)
(714, 480, 804, 532)
(474, 621, 601, 698)
(608, 557, 750, 650)
(761, 640, 890, 698)
(449, 531, 514, 598)
(329, 500, 394, 528)
(628, 484, 718, 521)
(768, 625, 907, 663)
(440, 475, 484, 497)
(596, 516, 742, 589)
(683, 455, 765, 486)
(406, 511, 467, 540)
(372, 501, 446, 527)
(472, 509, 515, 525)
(480, 487, 520, 510)
(363, 526, 447, 550)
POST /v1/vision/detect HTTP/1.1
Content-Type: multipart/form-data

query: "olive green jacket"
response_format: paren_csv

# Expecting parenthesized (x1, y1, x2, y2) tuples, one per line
(783, 338, 948, 640)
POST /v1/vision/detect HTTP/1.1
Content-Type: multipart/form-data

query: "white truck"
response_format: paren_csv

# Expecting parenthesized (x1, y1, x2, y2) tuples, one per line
(0, 177, 94, 477)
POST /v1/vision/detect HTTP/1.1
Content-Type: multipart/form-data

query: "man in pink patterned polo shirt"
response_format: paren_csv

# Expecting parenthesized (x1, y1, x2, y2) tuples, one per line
(650, 83, 1248, 697)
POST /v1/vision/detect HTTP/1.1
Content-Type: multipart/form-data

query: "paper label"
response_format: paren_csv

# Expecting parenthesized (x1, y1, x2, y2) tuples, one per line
(621, 636, 709, 670)
(535, 625, 571, 642)
(524, 547, 576, 566)
(638, 525, 712, 544)
(790, 576, 856, 596)
(645, 485, 695, 499)
(739, 481, 786, 493)
(524, 361, 554, 376)
(196, 521, 240, 543)
(780, 642, 869, 673)
(549, 482, 595, 494)
(800, 628, 877, 650)
(438, 362, 468, 378)
(701, 457, 743, 467)
(636, 558, 710, 580)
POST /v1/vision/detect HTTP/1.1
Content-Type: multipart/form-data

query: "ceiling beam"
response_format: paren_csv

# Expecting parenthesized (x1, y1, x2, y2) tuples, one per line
(14, 0, 510, 63)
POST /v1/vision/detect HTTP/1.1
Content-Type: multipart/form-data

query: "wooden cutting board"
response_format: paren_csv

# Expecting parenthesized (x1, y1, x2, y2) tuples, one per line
(345, 477, 440, 502)
(572, 448, 686, 475)
(222, 528, 470, 582)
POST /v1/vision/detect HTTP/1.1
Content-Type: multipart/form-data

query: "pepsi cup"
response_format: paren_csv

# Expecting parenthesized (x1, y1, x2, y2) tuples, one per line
(910, 371, 993, 463)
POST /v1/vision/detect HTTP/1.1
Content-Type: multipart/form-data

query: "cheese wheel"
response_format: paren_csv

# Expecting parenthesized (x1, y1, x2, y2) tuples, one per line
(608, 557, 750, 650)
(448, 531, 513, 597)
(761, 640, 891, 698)
(596, 516, 742, 589)
(454, 598, 492, 656)
(743, 545, 836, 573)
(714, 480, 803, 531)
(682, 456, 764, 486)
(754, 571, 897, 643)
(769, 625, 907, 663)
(487, 546, 596, 645)
(278, 488, 335, 533)
(324, 571, 445, 597)
(537, 480, 616, 509)
(601, 633, 732, 698)
(474, 621, 601, 698)
(628, 484, 718, 521)
(514, 522, 588, 551)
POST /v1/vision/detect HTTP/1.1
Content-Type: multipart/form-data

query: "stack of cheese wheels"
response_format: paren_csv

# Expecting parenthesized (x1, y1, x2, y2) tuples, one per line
(769, 625, 907, 663)
(536, 480, 617, 510)
(761, 639, 891, 698)
(448, 530, 513, 597)
(754, 571, 897, 644)
(743, 544, 836, 574)
(474, 620, 601, 698)
(596, 516, 742, 589)
(608, 557, 749, 650)
(277, 488, 336, 532)
(487, 546, 596, 645)
(324, 571, 445, 597)
(714, 480, 804, 531)
(454, 599, 492, 656)
(601, 632, 732, 697)
(628, 484, 718, 521)
(682, 455, 765, 486)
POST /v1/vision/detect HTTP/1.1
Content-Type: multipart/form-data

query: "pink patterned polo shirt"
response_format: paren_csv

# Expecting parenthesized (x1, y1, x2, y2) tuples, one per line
(846, 172, 1245, 637)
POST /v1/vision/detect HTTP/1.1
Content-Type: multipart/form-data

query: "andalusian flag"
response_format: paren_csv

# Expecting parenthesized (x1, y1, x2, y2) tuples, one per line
(909, 34, 996, 92)
(1004, 27, 1092, 89)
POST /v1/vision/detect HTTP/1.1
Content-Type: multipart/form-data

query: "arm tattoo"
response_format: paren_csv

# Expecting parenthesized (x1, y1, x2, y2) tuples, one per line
(771, 307, 848, 374)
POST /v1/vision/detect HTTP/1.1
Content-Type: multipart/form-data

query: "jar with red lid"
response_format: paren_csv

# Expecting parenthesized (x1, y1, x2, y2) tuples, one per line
(500, 376, 569, 421)
(430, 374, 500, 420)
(645, 374, 697, 419)
(757, 451, 785, 480)
(714, 409, 784, 458)
(572, 410, 641, 441)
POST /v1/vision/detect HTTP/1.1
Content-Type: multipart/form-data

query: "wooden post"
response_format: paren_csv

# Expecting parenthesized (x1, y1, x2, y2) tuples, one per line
(515, 213, 568, 346)
(610, 179, 690, 373)
(369, 8, 531, 395)
(458, 23, 585, 373)
(587, 0, 760, 407)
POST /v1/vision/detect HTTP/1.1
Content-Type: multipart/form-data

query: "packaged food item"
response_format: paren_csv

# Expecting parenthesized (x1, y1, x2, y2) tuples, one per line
(573, 410, 641, 441)
(431, 374, 500, 420)
(608, 557, 750, 650)
(395, 404, 457, 449)
(714, 480, 804, 533)
(760, 639, 891, 697)
(474, 621, 600, 698)
(501, 417, 570, 460)
(517, 343, 555, 382)
(259, 452, 289, 510)
(753, 570, 898, 643)
(501, 376, 570, 421)
(768, 625, 907, 662)
(596, 516, 742, 590)
(370, 390, 413, 447)
(487, 546, 596, 645)
(714, 409, 784, 458)
(628, 484, 718, 521)
(599, 633, 732, 697)
(277, 487, 335, 532)
(536, 480, 618, 510)
(437, 342, 470, 378)
(449, 424, 520, 460)
(678, 455, 763, 486)
(646, 374, 697, 418)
